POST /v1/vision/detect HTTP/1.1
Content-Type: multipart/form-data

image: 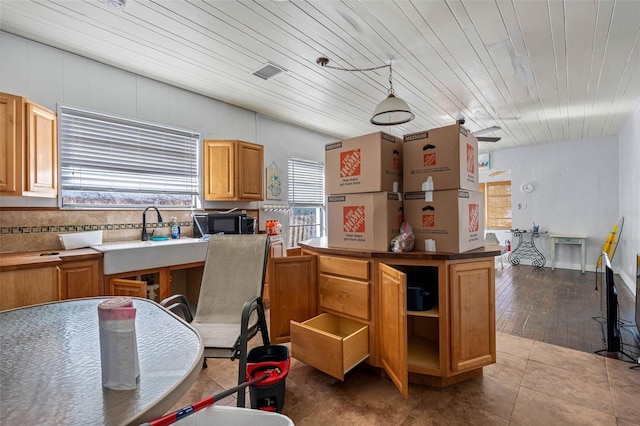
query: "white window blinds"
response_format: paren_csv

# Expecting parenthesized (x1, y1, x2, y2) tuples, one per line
(288, 157, 325, 206)
(59, 105, 200, 208)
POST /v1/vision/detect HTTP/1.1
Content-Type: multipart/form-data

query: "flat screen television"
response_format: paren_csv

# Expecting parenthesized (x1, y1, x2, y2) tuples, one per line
(604, 252, 621, 352)
(636, 255, 639, 338)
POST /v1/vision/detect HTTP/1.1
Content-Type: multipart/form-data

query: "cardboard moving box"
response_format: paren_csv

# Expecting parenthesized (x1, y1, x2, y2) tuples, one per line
(328, 192, 403, 251)
(403, 189, 484, 253)
(403, 124, 478, 192)
(326, 132, 402, 195)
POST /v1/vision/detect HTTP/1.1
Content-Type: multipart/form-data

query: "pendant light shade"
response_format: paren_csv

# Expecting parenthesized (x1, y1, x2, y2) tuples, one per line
(370, 93, 415, 125)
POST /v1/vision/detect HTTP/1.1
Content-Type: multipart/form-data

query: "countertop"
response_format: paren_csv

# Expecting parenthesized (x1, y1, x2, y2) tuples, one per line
(298, 237, 504, 260)
(0, 248, 103, 272)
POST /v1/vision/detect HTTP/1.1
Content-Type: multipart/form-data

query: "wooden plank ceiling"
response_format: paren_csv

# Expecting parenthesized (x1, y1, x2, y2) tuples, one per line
(1, 0, 638, 152)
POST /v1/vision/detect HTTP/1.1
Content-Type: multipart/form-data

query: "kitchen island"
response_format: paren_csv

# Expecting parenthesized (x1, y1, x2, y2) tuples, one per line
(268, 237, 503, 398)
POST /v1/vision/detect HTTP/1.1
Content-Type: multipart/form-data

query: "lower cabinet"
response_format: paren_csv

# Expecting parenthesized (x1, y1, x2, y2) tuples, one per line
(379, 259, 496, 397)
(269, 255, 317, 343)
(1, 254, 103, 311)
(104, 263, 205, 302)
(58, 259, 103, 299)
(269, 248, 496, 399)
(449, 261, 496, 372)
(0, 266, 59, 311)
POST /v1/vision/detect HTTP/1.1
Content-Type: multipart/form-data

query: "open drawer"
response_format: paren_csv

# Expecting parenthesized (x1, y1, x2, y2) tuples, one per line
(290, 313, 369, 381)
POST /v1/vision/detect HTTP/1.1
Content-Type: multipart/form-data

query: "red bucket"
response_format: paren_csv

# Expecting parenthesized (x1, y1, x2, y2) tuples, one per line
(246, 345, 290, 413)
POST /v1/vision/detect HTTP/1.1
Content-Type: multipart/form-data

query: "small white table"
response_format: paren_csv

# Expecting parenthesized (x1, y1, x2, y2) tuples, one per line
(550, 234, 587, 273)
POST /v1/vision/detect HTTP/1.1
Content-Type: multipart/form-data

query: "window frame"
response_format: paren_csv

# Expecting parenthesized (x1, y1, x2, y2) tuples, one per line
(287, 157, 326, 247)
(479, 180, 512, 230)
(58, 104, 201, 209)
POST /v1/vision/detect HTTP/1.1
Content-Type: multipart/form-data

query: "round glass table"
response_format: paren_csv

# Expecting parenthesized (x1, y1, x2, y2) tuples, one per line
(0, 297, 203, 425)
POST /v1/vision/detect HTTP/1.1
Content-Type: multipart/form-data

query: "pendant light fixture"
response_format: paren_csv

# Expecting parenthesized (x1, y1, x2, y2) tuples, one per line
(316, 57, 415, 126)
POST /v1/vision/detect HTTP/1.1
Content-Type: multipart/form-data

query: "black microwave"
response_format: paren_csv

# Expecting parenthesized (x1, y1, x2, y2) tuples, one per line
(193, 213, 255, 237)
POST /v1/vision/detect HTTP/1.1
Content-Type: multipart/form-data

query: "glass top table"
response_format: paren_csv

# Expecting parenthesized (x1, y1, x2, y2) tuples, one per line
(0, 297, 203, 426)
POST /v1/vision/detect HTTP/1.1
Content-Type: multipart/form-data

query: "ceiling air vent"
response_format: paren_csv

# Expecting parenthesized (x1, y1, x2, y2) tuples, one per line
(252, 62, 287, 81)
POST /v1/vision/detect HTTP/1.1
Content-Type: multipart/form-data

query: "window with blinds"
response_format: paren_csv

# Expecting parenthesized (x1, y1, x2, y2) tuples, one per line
(59, 105, 200, 208)
(287, 157, 325, 247)
(479, 181, 512, 229)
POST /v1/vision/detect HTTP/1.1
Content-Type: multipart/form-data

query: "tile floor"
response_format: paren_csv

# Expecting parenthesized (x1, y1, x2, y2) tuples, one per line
(170, 332, 640, 425)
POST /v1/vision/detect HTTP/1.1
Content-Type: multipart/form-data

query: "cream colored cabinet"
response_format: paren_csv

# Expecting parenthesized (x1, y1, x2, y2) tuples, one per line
(203, 139, 263, 201)
(0, 266, 59, 311)
(0, 92, 57, 197)
(58, 259, 103, 300)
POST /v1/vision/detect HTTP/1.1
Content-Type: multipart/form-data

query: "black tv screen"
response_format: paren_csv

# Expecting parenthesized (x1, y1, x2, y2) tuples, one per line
(636, 254, 640, 335)
(604, 253, 621, 352)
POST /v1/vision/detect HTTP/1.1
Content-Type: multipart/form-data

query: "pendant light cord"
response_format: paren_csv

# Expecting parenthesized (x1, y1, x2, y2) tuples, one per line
(316, 58, 395, 95)
(316, 57, 390, 73)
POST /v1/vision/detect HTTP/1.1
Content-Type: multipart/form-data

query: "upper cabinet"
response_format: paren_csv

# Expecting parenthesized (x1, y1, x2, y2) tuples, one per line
(0, 92, 58, 198)
(203, 139, 263, 201)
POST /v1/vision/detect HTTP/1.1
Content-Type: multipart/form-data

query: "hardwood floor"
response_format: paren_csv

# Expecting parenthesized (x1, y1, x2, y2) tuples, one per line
(495, 264, 640, 363)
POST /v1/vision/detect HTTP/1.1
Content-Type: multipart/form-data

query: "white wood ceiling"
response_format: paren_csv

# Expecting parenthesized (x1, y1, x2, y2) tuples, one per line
(1, 0, 639, 152)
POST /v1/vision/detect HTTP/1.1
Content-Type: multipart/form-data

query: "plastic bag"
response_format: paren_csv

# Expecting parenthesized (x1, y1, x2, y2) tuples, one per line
(390, 220, 415, 253)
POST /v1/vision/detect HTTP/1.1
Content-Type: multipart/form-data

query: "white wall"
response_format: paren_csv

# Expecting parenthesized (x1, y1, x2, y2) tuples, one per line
(617, 99, 640, 294)
(490, 136, 620, 273)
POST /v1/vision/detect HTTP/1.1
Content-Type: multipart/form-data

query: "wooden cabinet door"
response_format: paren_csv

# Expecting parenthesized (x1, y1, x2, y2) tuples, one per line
(109, 278, 147, 298)
(24, 102, 57, 197)
(203, 139, 263, 200)
(0, 93, 23, 195)
(378, 263, 408, 399)
(264, 237, 285, 306)
(59, 259, 102, 300)
(237, 141, 263, 200)
(269, 255, 316, 344)
(0, 267, 59, 311)
(203, 140, 235, 200)
(449, 260, 496, 372)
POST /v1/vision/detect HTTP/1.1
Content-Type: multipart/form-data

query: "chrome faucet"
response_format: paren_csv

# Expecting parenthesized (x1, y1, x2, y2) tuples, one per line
(142, 206, 163, 241)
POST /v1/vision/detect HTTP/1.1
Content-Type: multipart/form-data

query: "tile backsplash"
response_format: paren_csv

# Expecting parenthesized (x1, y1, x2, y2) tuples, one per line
(0, 209, 195, 253)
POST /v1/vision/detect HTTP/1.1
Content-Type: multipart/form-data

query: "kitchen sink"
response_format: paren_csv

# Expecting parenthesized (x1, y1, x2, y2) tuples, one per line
(92, 237, 209, 275)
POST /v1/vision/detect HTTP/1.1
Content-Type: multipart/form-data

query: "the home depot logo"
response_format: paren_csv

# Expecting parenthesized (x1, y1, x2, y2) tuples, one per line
(343, 206, 365, 233)
(392, 149, 400, 170)
(340, 149, 361, 178)
(423, 152, 436, 166)
(468, 203, 479, 232)
(466, 143, 475, 173)
(422, 214, 435, 228)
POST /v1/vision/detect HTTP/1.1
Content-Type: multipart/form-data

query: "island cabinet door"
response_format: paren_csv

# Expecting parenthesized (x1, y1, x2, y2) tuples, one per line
(269, 255, 317, 344)
(378, 263, 409, 399)
(449, 260, 496, 372)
